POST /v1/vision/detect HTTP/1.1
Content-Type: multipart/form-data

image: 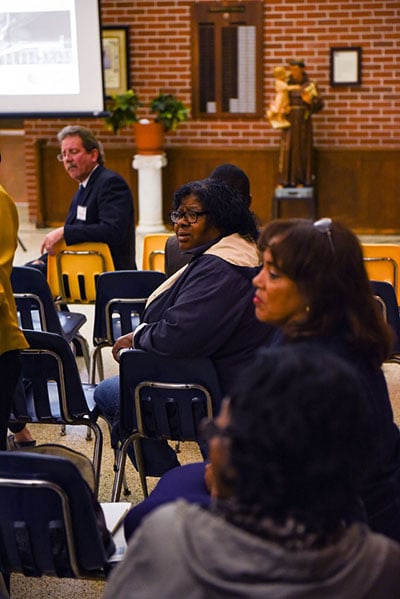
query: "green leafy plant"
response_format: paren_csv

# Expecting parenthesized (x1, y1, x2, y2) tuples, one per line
(149, 93, 189, 132)
(104, 90, 189, 134)
(104, 89, 142, 134)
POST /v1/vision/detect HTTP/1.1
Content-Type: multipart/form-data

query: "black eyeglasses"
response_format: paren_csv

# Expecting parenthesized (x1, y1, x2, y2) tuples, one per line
(169, 210, 209, 224)
(198, 417, 232, 444)
(313, 217, 335, 254)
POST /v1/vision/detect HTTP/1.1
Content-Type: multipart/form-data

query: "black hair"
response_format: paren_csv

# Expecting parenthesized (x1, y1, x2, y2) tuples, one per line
(226, 343, 375, 533)
(173, 178, 258, 241)
(209, 163, 251, 207)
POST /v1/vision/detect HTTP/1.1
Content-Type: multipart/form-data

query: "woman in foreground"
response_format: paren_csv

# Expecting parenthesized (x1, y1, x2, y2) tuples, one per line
(104, 344, 400, 598)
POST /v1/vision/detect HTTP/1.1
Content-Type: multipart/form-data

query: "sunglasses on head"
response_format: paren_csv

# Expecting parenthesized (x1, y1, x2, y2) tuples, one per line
(313, 217, 335, 254)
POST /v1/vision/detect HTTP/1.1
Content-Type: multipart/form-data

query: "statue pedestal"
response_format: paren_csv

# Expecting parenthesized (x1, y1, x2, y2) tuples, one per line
(272, 186, 317, 219)
(133, 153, 168, 234)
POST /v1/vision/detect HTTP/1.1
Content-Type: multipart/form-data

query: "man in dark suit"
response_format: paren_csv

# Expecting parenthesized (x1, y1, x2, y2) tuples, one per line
(32, 125, 136, 271)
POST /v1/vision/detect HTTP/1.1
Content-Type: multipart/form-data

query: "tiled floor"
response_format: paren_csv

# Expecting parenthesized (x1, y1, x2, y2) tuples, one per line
(9, 206, 202, 598)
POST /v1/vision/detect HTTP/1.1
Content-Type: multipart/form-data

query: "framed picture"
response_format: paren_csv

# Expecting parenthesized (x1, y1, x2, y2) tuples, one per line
(330, 47, 362, 87)
(102, 26, 129, 96)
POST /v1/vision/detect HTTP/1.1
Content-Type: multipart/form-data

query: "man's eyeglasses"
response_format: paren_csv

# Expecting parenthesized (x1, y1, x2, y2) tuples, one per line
(56, 149, 82, 162)
(313, 217, 335, 254)
(170, 210, 209, 224)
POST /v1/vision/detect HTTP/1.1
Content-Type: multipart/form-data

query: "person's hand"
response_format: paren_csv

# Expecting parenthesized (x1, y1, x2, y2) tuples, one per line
(112, 332, 134, 362)
(204, 463, 219, 497)
(301, 90, 312, 104)
(40, 227, 65, 255)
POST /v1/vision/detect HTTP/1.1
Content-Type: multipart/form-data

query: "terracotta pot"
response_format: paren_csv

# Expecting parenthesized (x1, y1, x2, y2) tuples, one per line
(133, 121, 165, 154)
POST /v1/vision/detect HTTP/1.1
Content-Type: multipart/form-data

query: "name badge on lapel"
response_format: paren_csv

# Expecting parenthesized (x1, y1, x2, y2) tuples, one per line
(77, 205, 87, 221)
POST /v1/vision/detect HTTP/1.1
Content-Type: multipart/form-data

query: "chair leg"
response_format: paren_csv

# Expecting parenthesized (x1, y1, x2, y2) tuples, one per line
(74, 334, 91, 377)
(112, 443, 129, 502)
(90, 346, 104, 385)
(112, 446, 131, 496)
(133, 438, 148, 498)
(79, 419, 103, 498)
(111, 434, 147, 501)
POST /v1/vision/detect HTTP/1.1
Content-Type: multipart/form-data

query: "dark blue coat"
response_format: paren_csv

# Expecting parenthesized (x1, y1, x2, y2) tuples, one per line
(134, 236, 274, 394)
(64, 164, 136, 270)
(282, 333, 400, 541)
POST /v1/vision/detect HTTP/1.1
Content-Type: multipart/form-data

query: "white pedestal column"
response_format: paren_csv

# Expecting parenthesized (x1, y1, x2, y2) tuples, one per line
(133, 153, 168, 234)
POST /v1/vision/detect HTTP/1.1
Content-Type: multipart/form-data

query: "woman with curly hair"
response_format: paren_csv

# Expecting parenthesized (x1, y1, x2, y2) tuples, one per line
(94, 178, 273, 477)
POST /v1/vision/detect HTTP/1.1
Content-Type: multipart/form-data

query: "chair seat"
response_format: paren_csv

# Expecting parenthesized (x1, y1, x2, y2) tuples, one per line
(58, 311, 87, 342)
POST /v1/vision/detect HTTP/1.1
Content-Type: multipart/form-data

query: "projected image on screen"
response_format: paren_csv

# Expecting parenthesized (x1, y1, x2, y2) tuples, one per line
(0, 1, 105, 117)
(1, 11, 79, 95)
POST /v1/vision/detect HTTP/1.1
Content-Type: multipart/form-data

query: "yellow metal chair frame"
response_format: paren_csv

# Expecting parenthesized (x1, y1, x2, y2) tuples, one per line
(47, 241, 115, 304)
(362, 243, 400, 302)
(142, 233, 173, 273)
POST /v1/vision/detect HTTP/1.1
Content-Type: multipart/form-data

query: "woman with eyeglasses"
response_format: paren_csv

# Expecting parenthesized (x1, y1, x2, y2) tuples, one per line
(253, 217, 400, 542)
(94, 178, 274, 477)
(104, 345, 400, 599)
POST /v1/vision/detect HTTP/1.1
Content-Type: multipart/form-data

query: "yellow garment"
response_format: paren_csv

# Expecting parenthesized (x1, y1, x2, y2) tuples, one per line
(0, 185, 28, 356)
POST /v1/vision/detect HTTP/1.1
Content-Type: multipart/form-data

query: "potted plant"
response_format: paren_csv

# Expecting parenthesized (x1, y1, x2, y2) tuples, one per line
(149, 93, 189, 132)
(104, 89, 142, 134)
(104, 90, 189, 154)
(134, 92, 189, 154)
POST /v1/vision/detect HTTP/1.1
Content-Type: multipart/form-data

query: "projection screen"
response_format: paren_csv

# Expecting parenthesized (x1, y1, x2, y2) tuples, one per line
(0, 0, 105, 117)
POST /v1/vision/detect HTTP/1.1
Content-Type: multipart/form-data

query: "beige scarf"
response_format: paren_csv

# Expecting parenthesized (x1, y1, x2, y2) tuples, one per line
(145, 233, 260, 308)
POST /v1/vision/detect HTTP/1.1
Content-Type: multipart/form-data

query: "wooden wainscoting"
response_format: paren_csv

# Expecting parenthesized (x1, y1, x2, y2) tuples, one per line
(161, 147, 280, 225)
(35, 142, 400, 234)
(316, 149, 400, 234)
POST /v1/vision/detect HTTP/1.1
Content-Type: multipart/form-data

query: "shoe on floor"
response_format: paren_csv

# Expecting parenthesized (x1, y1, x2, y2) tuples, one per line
(7, 434, 36, 451)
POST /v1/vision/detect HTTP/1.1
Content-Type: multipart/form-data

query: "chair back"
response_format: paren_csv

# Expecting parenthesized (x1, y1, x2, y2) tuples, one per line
(371, 280, 400, 354)
(0, 452, 110, 579)
(11, 266, 90, 372)
(112, 349, 223, 499)
(47, 240, 115, 303)
(93, 270, 166, 346)
(362, 243, 400, 302)
(119, 349, 223, 441)
(9, 330, 102, 495)
(142, 233, 172, 272)
(11, 329, 94, 422)
(11, 266, 65, 334)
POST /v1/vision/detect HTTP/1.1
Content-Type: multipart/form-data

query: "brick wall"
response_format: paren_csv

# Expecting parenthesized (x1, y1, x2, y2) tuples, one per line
(23, 0, 400, 220)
